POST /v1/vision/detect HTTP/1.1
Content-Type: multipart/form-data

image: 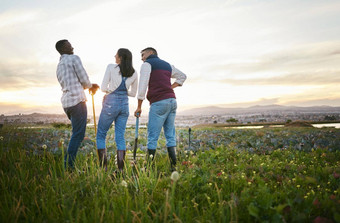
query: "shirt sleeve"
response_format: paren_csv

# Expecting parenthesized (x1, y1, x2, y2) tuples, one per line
(73, 55, 92, 89)
(137, 62, 151, 100)
(101, 65, 111, 93)
(171, 65, 187, 86)
(128, 71, 138, 97)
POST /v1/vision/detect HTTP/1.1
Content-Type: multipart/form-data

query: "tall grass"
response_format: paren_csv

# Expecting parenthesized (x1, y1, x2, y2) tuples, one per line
(0, 126, 339, 222)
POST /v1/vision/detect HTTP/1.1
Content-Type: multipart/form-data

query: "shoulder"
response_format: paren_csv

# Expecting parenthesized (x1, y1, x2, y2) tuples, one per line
(66, 55, 82, 64)
(106, 64, 120, 71)
(70, 54, 81, 60)
(141, 62, 151, 68)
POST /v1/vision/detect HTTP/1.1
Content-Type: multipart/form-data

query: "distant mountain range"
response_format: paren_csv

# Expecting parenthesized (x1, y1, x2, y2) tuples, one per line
(178, 104, 340, 116)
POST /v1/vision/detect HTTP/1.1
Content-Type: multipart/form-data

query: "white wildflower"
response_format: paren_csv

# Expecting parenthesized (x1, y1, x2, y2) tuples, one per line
(171, 171, 180, 182)
(120, 180, 128, 187)
(42, 144, 47, 150)
(0, 136, 3, 141)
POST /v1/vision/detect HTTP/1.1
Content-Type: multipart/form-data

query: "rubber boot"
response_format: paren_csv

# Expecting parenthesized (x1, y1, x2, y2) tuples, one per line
(167, 147, 177, 172)
(98, 149, 107, 171)
(117, 150, 126, 172)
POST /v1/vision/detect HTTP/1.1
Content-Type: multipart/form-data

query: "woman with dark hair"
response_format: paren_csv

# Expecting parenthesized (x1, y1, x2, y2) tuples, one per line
(96, 48, 138, 172)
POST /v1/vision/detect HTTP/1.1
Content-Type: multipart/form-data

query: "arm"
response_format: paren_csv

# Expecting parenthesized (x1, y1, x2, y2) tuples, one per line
(101, 65, 111, 93)
(136, 63, 151, 100)
(127, 71, 138, 97)
(171, 65, 187, 88)
(73, 55, 92, 89)
(135, 63, 151, 117)
(134, 99, 143, 117)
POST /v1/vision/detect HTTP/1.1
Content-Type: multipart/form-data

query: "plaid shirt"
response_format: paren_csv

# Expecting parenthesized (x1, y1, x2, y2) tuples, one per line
(56, 54, 92, 108)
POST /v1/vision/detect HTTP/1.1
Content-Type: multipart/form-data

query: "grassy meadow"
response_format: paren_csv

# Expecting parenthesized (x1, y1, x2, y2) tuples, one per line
(0, 125, 339, 222)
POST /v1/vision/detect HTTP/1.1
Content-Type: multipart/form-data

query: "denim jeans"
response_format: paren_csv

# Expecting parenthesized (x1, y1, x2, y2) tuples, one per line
(148, 98, 177, 150)
(96, 93, 129, 151)
(63, 101, 87, 168)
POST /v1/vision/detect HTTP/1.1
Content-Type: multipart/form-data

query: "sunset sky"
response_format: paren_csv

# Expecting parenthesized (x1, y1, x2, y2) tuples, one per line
(1, 0, 340, 115)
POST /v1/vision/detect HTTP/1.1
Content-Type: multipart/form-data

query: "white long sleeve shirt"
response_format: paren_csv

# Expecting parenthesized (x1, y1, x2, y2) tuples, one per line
(101, 64, 138, 97)
(137, 63, 187, 100)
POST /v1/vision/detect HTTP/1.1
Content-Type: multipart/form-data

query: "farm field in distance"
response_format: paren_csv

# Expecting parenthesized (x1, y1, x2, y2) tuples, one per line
(0, 125, 339, 222)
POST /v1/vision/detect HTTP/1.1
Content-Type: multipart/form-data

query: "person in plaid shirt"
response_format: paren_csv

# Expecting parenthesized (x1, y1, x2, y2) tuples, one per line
(55, 39, 99, 169)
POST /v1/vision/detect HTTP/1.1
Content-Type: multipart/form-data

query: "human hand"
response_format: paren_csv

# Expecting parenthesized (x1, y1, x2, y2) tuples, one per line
(89, 84, 100, 95)
(134, 108, 142, 117)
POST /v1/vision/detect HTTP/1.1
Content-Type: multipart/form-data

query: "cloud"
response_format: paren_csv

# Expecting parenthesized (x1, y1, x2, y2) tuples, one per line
(219, 70, 340, 86)
(0, 60, 56, 90)
(212, 41, 340, 75)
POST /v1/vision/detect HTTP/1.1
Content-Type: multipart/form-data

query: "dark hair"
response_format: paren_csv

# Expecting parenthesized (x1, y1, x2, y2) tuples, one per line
(55, 39, 68, 53)
(117, 48, 135, 77)
(141, 47, 157, 56)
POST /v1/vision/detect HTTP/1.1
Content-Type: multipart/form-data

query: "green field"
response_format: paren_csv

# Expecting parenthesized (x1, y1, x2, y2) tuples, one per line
(0, 126, 339, 222)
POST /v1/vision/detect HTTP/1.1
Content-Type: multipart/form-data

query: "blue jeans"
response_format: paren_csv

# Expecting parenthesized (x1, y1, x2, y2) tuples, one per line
(96, 93, 129, 151)
(148, 98, 177, 150)
(63, 101, 87, 168)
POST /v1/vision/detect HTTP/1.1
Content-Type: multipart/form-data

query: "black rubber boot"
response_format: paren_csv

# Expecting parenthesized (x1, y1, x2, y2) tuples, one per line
(167, 147, 177, 171)
(98, 149, 107, 171)
(117, 150, 126, 172)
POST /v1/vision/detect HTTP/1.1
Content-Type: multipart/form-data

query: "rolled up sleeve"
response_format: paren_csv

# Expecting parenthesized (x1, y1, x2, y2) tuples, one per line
(171, 65, 187, 86)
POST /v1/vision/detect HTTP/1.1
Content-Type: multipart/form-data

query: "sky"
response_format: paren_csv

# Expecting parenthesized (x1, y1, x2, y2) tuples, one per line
(1, 0, 340, 115)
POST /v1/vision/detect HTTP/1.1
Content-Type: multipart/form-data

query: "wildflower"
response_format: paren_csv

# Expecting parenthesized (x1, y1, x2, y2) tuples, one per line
(304, 196, 308, 199)
(248, 182, 251, 185)
(0, 136, 3, 141)
(120, 180, 128, 187)
(297, 185, 301, 188)
(60, 138, 64, 144)
(170, 171, 180, 182)
(182, 161, 188, 165)
(313, 199, 320, 207)
(42, 144, 47, 150)
(150, 154, 154, 159)
(208, 183, 212, 186)
(217, 172, 222, 177)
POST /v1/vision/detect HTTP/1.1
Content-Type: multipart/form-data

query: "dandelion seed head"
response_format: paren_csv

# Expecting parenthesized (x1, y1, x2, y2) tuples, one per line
(42, 144, 47, 150)
(170, 171, 180, 181)
(0, 136, 3, 141)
